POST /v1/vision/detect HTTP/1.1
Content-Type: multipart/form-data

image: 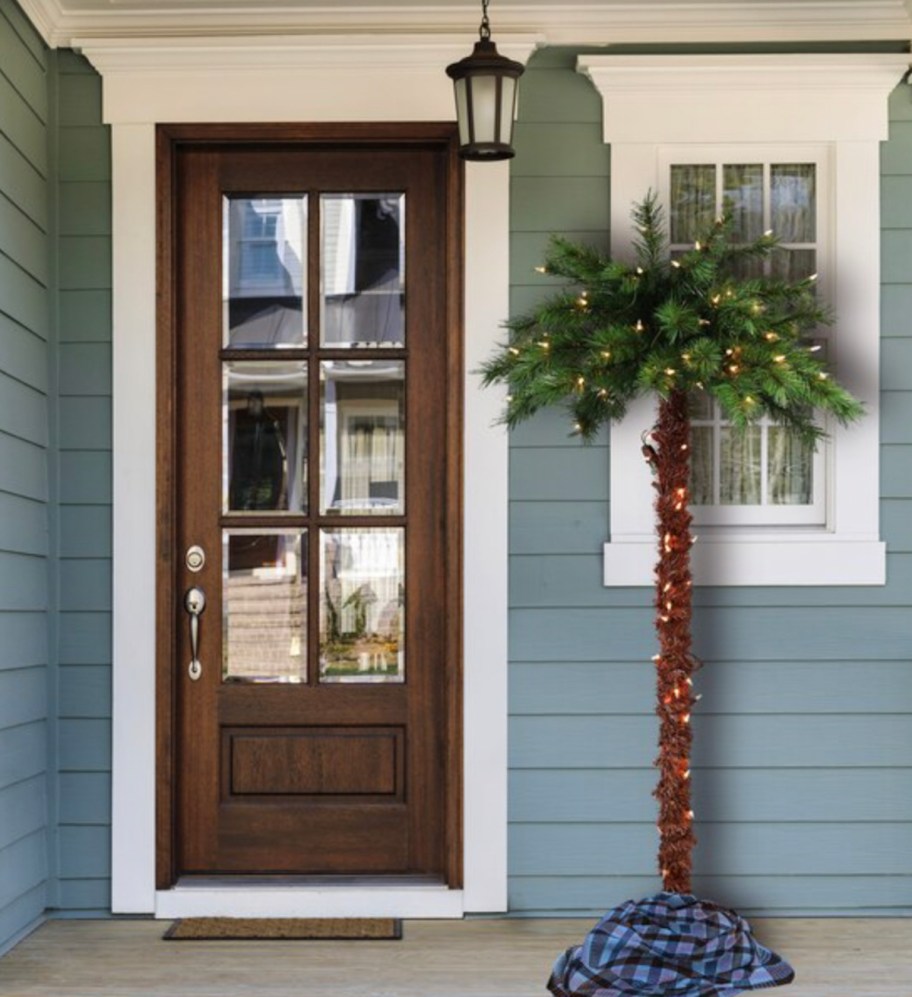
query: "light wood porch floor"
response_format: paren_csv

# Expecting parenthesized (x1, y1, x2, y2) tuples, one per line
(0, 917, 909, 996)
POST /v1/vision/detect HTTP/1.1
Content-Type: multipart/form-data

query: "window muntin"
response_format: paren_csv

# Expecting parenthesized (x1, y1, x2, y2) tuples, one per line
(661, 150, 828, 527)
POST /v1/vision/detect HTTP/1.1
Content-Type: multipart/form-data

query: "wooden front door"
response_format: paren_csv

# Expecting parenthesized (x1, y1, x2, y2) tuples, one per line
(156, 126, 462, 885)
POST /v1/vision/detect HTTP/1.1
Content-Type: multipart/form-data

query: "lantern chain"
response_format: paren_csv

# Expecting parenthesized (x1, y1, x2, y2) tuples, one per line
(479, 0, 491, 39)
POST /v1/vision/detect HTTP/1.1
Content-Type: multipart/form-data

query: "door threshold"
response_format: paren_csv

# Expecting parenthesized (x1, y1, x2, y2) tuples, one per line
(175, 874, 446, 889)
(156, 879, 465, 920)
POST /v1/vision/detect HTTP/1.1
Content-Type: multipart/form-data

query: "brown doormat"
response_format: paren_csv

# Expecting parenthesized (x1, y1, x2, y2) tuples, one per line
(163, 917, 402, 941)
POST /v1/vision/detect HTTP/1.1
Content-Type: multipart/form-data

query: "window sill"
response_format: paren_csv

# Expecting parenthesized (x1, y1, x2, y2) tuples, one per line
(603, 535, 886, 587)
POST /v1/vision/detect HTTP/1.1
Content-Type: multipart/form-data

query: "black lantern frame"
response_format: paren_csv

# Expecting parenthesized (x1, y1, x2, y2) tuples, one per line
(446, 0, 525, 161)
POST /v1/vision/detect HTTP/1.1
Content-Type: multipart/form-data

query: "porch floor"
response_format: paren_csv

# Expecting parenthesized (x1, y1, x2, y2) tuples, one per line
(0, 916, 909, 996)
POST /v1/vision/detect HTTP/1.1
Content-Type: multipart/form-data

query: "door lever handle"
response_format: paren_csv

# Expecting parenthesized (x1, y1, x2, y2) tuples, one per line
(184, 586, 206, 680)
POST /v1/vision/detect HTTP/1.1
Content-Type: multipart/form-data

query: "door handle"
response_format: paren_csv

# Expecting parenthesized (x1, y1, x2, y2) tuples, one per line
(185, 586, 206, 681)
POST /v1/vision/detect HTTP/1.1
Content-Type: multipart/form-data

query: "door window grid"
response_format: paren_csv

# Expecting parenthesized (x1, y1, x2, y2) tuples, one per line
(664, 156, 827, 527)
(220, 192, 408, 685)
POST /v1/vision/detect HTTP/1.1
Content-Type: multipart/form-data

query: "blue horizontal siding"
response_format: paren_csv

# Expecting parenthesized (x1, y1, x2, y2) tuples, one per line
(0, 0, 48, 948)
(506, 50, 912, 916)
(509, 876, 912, 917)
(49, 49, 113, 915)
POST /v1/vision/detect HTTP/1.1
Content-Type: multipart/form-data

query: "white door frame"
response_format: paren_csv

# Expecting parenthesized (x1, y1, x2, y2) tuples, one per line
(77, 32, 539, 917)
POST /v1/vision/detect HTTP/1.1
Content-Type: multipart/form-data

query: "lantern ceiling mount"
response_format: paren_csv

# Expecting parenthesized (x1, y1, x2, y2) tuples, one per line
(446, 0, 525, 161)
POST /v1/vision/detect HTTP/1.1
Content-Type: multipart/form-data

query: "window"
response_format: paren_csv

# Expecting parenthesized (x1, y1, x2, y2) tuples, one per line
(575, 53, 901, 586)
(662, 150, 828, 527)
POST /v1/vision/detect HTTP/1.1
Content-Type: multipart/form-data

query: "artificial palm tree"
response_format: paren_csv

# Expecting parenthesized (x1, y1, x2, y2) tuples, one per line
(482, 196, 862, 989)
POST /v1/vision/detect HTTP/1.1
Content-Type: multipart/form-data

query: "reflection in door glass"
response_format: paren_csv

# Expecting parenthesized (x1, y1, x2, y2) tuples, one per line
(224, 362, 307, 514)
(223, 531, 307, 683)
(321, 361, 405, 515)
(320, 529, 404, 683)
(223, 196, 307, 348)
(321, 194, 405, 347)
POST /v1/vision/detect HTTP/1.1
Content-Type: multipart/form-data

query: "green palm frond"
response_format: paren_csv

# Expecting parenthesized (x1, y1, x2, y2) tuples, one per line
(480, 192, 863, 441)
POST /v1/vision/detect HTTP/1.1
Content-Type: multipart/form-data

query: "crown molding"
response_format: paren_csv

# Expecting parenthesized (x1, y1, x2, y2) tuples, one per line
(73, 32, 541, 75)
(578, 52, 912, 143)
(17, 1, 912, 50)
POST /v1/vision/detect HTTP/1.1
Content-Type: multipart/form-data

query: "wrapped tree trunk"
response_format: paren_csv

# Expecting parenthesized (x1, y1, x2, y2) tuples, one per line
(648, 388, 697, 894)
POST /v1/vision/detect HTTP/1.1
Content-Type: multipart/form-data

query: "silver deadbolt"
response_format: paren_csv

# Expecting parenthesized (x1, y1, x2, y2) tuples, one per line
(186, 544, 205, 572)
(185, 586, 206, 681)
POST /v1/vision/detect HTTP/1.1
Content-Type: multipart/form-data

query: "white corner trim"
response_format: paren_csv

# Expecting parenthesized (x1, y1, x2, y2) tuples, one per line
(25, 1, 912, 49)
(604, 538, 887, 587)
(578, 54, 912, 144)
(155, 886, 465, 920)
(579, 54, 894, 588)
(107, 43, 519, 917)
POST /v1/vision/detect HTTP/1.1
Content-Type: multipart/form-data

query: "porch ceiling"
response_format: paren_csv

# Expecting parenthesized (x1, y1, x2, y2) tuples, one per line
(18, 0, 912, 49)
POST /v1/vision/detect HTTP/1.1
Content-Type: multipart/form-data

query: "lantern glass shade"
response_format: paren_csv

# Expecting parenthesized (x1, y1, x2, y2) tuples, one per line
(447, 39, 524, 161)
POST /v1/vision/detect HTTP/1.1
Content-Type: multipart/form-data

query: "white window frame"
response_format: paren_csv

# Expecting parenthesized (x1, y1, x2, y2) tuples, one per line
(659, 144, 830, 528)
(576, 54, 905, 586)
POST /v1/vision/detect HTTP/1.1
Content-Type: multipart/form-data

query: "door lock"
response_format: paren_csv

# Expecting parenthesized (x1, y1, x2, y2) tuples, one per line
(186, 544, 205, 572)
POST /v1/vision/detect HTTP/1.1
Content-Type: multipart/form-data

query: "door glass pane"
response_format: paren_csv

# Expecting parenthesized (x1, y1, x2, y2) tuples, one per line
(768, 428, 813, 504)
(320, 528, 404, 683)
(223, 531, 307, 683)
(670, 165, 715, 243)
(720, 426, 761, 504)
(223, 196, 307, 348)
(321, 361, 405, 515)
(723, 164, 763, 241)
(771, 164, 816, 242)
(224, 362, 308, 514)
(321, 194, 405, 347)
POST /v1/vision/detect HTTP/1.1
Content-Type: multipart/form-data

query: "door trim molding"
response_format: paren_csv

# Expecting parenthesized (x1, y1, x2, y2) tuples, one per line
(97, 36, 525, 916)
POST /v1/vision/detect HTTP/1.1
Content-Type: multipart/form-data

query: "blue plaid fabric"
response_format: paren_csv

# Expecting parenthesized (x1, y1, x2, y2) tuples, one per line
(548, 892, 795, 997)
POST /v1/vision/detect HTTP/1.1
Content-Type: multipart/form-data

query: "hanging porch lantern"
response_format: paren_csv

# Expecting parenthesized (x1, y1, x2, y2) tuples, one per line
(446, 0, 525, 161)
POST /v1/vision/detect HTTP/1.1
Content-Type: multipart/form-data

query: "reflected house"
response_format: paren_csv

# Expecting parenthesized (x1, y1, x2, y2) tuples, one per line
(322, 195, 405, 347)
(224, 197, 307, 347)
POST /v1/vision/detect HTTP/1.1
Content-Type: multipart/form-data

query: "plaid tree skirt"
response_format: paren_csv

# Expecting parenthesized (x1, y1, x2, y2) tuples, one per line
(548, 892, 795, 997)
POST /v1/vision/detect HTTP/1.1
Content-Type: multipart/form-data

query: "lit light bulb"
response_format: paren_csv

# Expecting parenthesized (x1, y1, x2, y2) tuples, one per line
(774, 354, 786, 364)
(508, 347, 520, 356)
(635, 319, 645, 333)
(538, 341, 550, 350)
(764, 331, 779, 342)
(601, 350, 612, 359)
(818, 371, 829, 380)
(534, 266, 548, 274)
(665, 368, 676, 376)
(671, 260, 681, 269)
(687, 810, 695, 820)
(577, 376, 586, 388)
(695, 240, 702, 251)
(636, 267, 644, 275)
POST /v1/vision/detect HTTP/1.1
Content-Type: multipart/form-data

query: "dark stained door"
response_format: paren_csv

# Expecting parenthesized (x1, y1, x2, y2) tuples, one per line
(158, 129, 462, 881)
